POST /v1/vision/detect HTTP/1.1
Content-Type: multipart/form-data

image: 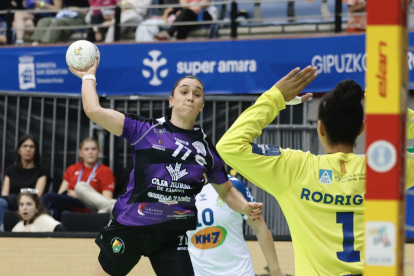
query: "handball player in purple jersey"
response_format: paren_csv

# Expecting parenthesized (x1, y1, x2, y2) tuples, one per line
(69, 59, 263, 276)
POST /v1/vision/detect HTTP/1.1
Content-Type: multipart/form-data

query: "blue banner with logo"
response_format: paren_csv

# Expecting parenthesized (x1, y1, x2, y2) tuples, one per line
(1, 33, 414, 95)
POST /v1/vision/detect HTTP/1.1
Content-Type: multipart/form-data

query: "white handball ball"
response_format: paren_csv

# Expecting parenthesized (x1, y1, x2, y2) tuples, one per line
(66, 40, 100, 71)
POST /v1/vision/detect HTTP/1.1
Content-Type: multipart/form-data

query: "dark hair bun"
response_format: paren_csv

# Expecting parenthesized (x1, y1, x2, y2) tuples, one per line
(332, 80, 363, 106)
(318, 80, 364, 146)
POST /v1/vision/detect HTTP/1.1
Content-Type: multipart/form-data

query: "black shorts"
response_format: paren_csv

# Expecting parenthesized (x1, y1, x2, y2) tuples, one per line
(95, 220, 194, 276)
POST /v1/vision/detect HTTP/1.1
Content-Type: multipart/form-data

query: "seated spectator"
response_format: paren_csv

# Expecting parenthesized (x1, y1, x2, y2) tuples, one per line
(42, 137, 116, 221)
(104, 0, 151, 43)
(12, 189, 65, 232)
(75, 180, 117, 215)
(0, 134, 49, 231)
(0, 5, 7, 45)
(154, 0, 217, 40)
(135, 0, 178, 42)
(13, 0, 63, 45)
(75, 163, 133, 217)
(0, 17, 7, 45)
(31, 0, 89, 45)
(0, 0, 24, 45)
(347, 0, 366, 33)
(86, 0, 118, 42)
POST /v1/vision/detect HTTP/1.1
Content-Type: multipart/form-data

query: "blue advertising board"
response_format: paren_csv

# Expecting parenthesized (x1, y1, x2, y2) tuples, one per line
(0, 33, 414, 95)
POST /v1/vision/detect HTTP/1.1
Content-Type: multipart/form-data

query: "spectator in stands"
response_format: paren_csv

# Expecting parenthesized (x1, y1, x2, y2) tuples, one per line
(31, 0, 89, 45)
(74, 176, 117, 214)
(0, 0, 24, 44)
(71, 163, 132, 219)
(74, 163, 133, 216)
(86, 0, 118, 42)
(0, 1, 9, 44)
(42, 137, 116, 221)
(0, 134, 49, 231)
(0, 6, 7, 45)
(13, 0, 63, 45)
(135, 0, 178, 42)
(0, 17, 7, 45)
(154, 0, 217, 40)
(104, 0, 151, 43)
(346, 0, 366, 33)
(12, 189, 65, 232)
(75, 183, 116, 214)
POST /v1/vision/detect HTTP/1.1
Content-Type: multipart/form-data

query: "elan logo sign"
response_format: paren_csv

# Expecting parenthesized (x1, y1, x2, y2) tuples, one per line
(377, 41, 387, 98)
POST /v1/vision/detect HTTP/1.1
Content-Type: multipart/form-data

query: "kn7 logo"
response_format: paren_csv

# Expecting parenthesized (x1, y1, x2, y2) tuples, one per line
(191, 226, 227, 250)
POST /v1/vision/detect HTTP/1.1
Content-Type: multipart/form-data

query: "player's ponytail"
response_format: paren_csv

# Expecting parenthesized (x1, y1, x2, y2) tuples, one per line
(318, 80, 364, 146)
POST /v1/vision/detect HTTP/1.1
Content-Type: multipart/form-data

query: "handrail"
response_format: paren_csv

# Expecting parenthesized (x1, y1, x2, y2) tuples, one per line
(236, 13, 330, 23)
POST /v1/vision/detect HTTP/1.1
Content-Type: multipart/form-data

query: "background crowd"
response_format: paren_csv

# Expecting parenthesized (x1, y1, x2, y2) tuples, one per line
(0, 134, 119, 232)
(0, 0, 371, 46)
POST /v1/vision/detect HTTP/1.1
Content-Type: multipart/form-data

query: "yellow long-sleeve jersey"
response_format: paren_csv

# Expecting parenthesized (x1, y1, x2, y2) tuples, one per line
(217, 86, 414, 276)
(408, 108, 414, 139)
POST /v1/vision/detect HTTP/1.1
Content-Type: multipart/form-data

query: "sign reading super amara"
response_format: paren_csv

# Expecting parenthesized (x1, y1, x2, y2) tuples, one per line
(1, 33, 414, 95)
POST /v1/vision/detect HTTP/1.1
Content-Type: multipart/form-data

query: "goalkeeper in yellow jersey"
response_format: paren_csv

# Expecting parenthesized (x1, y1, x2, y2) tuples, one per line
(217, 66, 414, 276)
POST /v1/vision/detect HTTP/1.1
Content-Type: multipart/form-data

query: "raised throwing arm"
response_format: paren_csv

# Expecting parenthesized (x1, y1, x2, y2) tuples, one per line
(69, 59, 125, 136)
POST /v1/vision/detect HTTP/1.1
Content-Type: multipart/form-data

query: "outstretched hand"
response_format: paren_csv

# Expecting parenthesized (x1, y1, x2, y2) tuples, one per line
(244, 202, 263, 220)
(68, 58, 99, 79)
(274, 66, 318, 102)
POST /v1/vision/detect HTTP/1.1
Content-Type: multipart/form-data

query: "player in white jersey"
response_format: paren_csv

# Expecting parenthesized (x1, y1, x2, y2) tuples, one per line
(187, 175, 286, 276)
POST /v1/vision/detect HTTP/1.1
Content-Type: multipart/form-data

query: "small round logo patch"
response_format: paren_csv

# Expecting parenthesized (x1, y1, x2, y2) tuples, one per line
(111, 237, 125, 254)
(216, 196, 225, 207)
(73, 46, 82, 55)
(367, 140, 397, 173)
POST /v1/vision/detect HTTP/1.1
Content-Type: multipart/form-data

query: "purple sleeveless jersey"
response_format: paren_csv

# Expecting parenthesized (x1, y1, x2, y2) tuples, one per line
(112, 114, 228, 231)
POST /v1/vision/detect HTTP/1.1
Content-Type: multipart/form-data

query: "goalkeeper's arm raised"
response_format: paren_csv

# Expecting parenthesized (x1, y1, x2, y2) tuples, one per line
(407, 108, 414, 139)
